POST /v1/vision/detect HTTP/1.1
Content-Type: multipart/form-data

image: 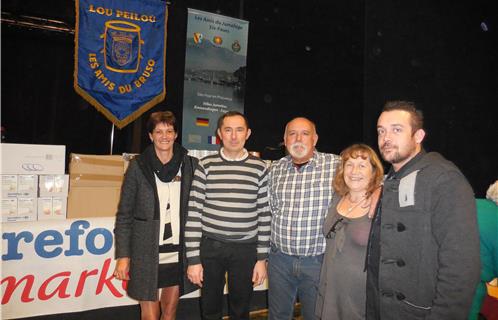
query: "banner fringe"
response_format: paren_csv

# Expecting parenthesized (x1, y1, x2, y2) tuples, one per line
(73, 1, 169, 130)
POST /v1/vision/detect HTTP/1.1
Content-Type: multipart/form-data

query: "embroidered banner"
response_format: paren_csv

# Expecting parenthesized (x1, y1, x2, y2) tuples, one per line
(182, 9, 249, 150)
(74, 0, 167, 128)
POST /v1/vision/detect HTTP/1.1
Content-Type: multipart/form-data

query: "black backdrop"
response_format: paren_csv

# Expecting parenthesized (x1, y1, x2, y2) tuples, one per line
(1, 1, 496, 193)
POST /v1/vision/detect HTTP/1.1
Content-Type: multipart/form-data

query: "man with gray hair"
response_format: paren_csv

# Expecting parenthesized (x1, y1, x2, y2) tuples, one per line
(267, 117, 340, 320)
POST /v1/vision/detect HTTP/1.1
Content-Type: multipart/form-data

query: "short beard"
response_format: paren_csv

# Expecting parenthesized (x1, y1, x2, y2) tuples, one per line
(381, 144, 414, 165)
(382, 150, 402, 164)
(288, 142, 309, 159)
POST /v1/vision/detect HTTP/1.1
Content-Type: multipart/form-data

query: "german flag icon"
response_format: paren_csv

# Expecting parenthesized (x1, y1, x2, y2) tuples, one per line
(196, 117, 209, 127)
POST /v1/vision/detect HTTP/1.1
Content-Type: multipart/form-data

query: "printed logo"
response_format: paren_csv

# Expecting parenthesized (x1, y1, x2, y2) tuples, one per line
(213, 36, 223, 46)
(193, 32, 203, 44)
(103, 20, 144, 73)
(21, 163, 44, 171)
(188, 134, 202, 144)
(111, 34, 133, 66)
(231, 40, 241, 52)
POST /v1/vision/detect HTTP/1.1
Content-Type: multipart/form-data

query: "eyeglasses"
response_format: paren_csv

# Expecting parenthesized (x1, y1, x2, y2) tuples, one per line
(326, 217, 345, 239)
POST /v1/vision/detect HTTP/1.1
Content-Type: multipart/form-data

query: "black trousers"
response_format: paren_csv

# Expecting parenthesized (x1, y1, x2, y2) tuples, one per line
(200, 237, 257, 320)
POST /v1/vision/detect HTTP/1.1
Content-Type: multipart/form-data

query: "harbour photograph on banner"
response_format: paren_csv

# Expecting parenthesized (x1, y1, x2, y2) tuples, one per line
(182, 9, 249, 150)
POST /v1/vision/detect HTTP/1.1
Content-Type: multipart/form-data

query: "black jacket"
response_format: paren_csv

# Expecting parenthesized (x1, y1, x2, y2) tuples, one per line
(366, 152, 480, 320)
(114, 151, 198, 300)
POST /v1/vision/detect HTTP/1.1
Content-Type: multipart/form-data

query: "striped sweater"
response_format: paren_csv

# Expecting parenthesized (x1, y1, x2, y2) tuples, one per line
(185, 152, 271, 264)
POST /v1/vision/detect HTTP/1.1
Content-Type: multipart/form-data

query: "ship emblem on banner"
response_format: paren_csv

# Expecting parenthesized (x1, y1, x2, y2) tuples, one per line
(74, 0, 167, 128)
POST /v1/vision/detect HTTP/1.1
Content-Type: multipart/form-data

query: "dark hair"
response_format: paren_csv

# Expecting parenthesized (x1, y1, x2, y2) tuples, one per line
(382, 100, 424, 133)
(333, 144, 384, 197)
(216, 111, 249, 130)
(147, 111, 177, 133)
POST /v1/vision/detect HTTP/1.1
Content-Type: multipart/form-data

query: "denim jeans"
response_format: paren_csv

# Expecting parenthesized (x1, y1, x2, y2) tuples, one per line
(268, 244, 323, 320)
(200, 237, 257, 320)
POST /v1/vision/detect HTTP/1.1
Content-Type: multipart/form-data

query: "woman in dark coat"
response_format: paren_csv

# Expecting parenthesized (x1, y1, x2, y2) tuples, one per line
(113, 111, 198, 320)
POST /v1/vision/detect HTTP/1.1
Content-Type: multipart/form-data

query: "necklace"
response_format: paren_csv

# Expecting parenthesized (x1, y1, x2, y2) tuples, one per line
(345, 195, 367, 214)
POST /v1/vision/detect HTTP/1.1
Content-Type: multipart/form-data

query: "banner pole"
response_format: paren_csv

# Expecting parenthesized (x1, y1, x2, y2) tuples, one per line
(110, 124, 115, 155)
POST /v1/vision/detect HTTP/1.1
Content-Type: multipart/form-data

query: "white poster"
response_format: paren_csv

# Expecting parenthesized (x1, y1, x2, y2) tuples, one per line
(1, 218, 265, 319)
(1, 218, 136, 319)
(182, 9, 249, 150)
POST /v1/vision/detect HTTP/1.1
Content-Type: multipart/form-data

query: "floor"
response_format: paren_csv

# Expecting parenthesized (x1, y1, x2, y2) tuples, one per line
(223, 304, 303, 320)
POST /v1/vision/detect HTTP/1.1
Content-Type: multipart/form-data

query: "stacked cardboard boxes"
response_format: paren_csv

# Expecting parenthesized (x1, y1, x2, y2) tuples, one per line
(1, 143, 67, 222)
(1, 144, 140, 221)
(37, 174, 69, 220)
(67, 154, 126, 218)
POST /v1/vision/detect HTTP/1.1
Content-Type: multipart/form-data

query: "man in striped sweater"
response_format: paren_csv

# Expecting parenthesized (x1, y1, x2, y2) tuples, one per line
(185, 111, 271, 320)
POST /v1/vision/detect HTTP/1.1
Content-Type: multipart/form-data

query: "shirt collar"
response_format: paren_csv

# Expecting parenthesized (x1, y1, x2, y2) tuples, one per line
(387, 149, 426, 179)
(220, 148, 249, 161)
(285, 150, 319, 170)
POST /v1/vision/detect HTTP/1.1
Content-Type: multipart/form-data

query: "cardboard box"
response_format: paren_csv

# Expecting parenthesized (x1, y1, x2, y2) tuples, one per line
(1, 143, 65, 175)
(188, 149, 218, 159)
(69, 154, 124, 188)
(39, 175, 69, 197)
(17, 175, 38, 197)
(2, 197, 18, 220)
(37, 197, 67, 220)
(67, 186, 121, 218)
(2, 175, 18, 197)
(2, 174, 38, 197)
(17, 198, 37, 221)
(2, 197, 37, 223)
(52, 197, 67, 218)
(122, 153, 138, 173)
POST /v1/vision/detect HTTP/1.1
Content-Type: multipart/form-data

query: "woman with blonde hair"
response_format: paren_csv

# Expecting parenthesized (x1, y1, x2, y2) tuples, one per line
(316, 144, 384, 320)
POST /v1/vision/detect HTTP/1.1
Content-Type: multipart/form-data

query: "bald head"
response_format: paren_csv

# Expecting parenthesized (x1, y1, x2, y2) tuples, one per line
(284, 117, 318, 163)
(284, 117, 317, 136)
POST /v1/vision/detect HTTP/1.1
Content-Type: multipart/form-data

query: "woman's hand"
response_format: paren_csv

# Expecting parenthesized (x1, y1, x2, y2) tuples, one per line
(113, 257, 130, 280)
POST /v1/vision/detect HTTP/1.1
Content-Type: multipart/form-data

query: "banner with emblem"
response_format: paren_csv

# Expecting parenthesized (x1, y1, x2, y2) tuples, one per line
(74, 0, 167, 128)
(182, 9, 249, 150)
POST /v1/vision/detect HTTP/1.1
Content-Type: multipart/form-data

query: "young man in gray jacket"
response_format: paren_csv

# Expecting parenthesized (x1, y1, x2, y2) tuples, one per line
(366, 101, 480, 320)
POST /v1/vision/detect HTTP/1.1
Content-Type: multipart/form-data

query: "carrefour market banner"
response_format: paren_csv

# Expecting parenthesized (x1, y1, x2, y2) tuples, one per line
(74, 0, 167, 128)
(182, 9, 249, 150)
(1, 218, 137, 319)
(1, 218, 263, 319)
